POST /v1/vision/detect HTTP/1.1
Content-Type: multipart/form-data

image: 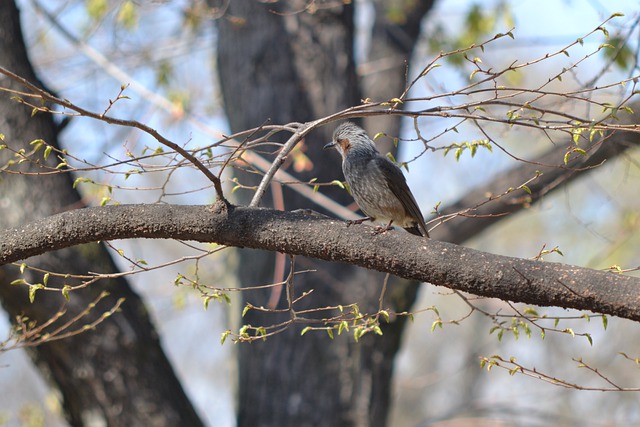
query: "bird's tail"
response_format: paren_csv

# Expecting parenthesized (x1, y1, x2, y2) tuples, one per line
(404, 226, 429, 238)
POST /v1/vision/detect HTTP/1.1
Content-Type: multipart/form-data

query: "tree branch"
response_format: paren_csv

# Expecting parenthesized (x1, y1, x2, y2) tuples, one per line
(0, 65, 226, 201)
(434, 107, 640, 244)
(1, 203, 638, 321)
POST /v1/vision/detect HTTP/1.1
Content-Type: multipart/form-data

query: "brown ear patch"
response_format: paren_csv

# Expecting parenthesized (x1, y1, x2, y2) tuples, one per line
(338, 138, 351, 152)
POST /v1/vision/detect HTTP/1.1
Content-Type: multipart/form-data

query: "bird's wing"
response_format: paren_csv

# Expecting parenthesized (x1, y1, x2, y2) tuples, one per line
(375, 157, 429, 237)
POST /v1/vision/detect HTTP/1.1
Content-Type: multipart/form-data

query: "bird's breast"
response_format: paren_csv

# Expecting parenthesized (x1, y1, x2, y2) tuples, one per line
(343, 159, 408, 223)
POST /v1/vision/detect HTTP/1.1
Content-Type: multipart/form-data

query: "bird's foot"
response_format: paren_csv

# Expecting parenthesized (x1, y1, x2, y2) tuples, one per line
(372, 224, 393, 235)
(346, 217, 371, 227)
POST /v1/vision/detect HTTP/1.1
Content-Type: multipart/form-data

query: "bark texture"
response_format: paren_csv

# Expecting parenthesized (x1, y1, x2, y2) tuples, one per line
(214, 1, 433, 426)
(0, 2, 203, 426)
(2, 203, 640, 322)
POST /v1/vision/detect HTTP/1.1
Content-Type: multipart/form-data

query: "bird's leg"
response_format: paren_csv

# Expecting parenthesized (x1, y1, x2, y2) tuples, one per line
(373, 220, 394, 235)
(346, 216, 372, 227)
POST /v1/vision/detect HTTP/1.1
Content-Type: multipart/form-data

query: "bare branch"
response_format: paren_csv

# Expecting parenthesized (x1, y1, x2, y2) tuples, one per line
(0, 66, 227, 201)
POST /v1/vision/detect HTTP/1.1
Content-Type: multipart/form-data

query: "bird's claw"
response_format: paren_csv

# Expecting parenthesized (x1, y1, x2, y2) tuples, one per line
(372, 225, 393, 235)
(346, 217, 369, 227)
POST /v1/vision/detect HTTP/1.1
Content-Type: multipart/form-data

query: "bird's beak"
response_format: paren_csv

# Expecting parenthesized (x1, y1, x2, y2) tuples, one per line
(323, 141, 336, 150)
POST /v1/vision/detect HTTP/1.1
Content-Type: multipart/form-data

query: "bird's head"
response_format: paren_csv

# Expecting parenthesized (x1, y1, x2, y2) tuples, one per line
(323, 122, 378, 159)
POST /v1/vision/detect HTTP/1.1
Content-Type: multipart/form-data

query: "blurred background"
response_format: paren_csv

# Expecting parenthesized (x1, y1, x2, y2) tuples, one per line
(1, 1, 639, 426)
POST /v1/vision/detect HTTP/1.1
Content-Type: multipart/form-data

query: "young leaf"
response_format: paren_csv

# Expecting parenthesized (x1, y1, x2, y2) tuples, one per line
(43, 145, 52, 160)
(62, 285, 71, 302)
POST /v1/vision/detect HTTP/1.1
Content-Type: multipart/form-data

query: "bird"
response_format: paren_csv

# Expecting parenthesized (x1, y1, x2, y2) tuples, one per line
(323, 122, 429, 238)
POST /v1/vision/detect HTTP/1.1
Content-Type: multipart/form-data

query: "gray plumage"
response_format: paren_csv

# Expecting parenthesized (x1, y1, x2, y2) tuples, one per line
(323, 122, 429, 238)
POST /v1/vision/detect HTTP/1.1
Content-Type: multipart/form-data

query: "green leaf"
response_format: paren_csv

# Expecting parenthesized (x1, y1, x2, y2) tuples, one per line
(573, 132, 581, 145)
(338, 320, 349, 335)
(331, 180, 345, 189)
(353, 327, 364, 343)
(242, 304, 251, 317)
(43, 272, 49, 286)
(30, 139, 45, 149)
(256, 327, 267, 340)
(238, 325, 249, 338)
(117, 0, 138, 29)
(220, 330, 230, 345)
(62, 285, 71, 302)
(563, 152, 571, 165)
(86, 0, 108, 20)
(386, 152, 397, 164)
(421, 63, 441, 76)
(73, 177, 92, 189)
(519, 185, 531, 194)
(602, 315, 608, 330)
(300, 326, 311, 336)
(10, 279, 26, 286)
(29, 284, 44, 303)
(326, 328, 334, 339)
(43, 145, 52, 160)
(20, 263, 26, 274)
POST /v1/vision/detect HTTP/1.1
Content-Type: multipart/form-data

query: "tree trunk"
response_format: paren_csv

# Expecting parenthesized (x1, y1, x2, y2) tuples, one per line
(0, 2, 203, 426)
(215, 2, 432, 426)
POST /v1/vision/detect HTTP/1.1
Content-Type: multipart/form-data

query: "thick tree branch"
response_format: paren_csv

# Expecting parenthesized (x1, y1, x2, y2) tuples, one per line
(2, 203, 638, 322)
